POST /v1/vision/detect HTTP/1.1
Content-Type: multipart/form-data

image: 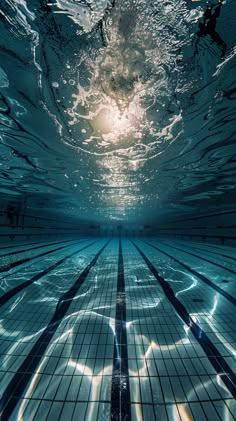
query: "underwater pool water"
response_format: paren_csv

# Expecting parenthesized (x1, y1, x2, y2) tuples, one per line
(0, 0, 236, 420)
(0, 0, 235, 225)
(0, 237, 236, 420)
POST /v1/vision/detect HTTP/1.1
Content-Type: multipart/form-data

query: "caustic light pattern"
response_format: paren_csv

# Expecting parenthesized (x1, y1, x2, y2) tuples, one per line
(0, 0, 236, 420)
(0, 238, 236, 420)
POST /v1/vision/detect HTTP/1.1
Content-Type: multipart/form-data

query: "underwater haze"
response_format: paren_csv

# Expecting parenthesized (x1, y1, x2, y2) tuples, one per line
(1, 3, 236, 420)
(0, 0, 236, 227)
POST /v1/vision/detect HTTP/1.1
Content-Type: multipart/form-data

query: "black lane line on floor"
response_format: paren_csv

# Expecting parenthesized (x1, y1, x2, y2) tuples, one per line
(0, 238, 80, 258)
(158, 241, 236, 274)
(131, 240, 236, 399)
(142, 240, 236, 306)
(0, 239, 81, 274)
(0, 240, 110, 420)
(0, 240, 99, 308)
(111, 239, 131, 421)
(163, 241, 236, 263)
(0, 241, 85, 283)
(0, 239, 59, 251)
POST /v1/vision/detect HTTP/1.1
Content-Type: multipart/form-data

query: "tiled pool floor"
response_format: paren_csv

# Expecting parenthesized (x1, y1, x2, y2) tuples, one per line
(0, 238, 235, 420)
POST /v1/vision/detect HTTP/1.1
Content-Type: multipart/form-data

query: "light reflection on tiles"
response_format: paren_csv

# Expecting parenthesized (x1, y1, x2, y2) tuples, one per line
(0, 238, 235, 420)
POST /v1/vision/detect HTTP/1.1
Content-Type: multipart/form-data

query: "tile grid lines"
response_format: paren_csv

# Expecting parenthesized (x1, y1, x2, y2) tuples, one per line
(1, 270, 101, 406)
(0, 239, 95, 291)
(161, 239, 236, 254)
(160, 240, 236, 262)
(124, 243, 171, 420)
(111, 238, 131, 421)
(0, 239, 53, 251)
(0, 240, 110, 421)
(44, 243, 118, 420)
(0, 240, 81, 275)
(142, 240, 236, 306)
(157, 241, 236, 274)
(3, 397, 235, 405)
(1, 239, 235, 420)
(0, 239, 100, 308)
(124, 242, 235, 419)
(0, 238, 80, 258)
(131, 240, 236, 400)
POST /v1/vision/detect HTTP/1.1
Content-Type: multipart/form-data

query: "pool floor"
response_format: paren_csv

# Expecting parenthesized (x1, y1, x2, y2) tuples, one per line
(0, 237, 235, 420)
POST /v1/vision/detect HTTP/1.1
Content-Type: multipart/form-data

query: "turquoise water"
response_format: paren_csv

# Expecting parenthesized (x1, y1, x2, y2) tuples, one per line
(0, 237, 236, 420)
(0, 4, 236, 418)
(0, 0, 235, 227)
